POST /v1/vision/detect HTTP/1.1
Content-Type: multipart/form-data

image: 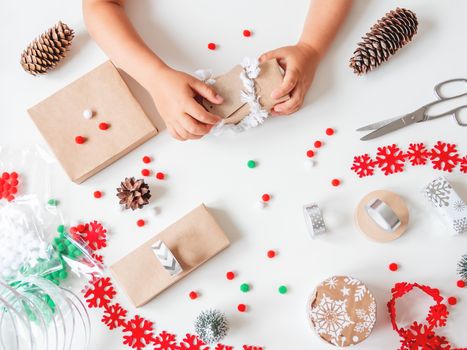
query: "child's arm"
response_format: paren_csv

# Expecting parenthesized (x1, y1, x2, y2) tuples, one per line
(83, 0, 223, 141)
(260, 0, 353, 115)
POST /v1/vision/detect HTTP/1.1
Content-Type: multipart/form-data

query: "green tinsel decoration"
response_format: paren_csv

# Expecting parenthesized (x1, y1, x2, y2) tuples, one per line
(194, 309, 228, 344)
(458, 254, 467, 281)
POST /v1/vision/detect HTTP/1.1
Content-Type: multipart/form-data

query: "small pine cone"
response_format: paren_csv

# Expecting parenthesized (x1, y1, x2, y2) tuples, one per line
(349, 8, 418, 75)
(116, 177, 151, 210)
(21, 21, 75, 75)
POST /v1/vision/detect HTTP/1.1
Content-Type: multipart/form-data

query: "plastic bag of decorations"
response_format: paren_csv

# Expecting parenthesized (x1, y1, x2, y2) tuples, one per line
(0, 195, 101, 349)
(0, 147, 102, 349)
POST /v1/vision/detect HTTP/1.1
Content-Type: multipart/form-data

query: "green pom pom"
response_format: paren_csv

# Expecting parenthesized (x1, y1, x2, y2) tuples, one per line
(240, 283, 250, 293)
(247, 160, 256, 168)
(53, 237, 62, 245)
(58, 270, 68, 280)
(278, 285, 288, 294)
(56, 243, 66, 253)
(47, 199, 58, 206)
(72, 249, 82, 258)
(194, 309, 228, 344)
(57, 225, 65, 234)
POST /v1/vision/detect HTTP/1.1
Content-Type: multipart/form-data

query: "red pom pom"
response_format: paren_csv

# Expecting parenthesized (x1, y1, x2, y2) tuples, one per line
(7, 195, 15, 202)
(75, 136, 86, 144)
(237, 303, 247, 312)
(155, 172, 165, 180)
(331, 178, 341, 187)
(448, 296, 457, 305)
(389, 263, 398, 271)
(457, 280, 465, 288)
(137, 219, 145, 227)
(98, 122, 110, 130)
(189, 291, 198, 300)
(267, 250, 276, 258)
(10, 187, 18, 194)
(93, 191, 102, 198)
(2, 172, 9, 180)
(243, 29, 251, 37)
(261, 193, 270, 202)
(10, 172, 18, 179)
(325, 128, 334, 136)
(207, 42, 216, 50)
(314, 140, 322, 148)
(306, 150, 315, 158)
(142, 156, 151, 164)
(226, 271, 235, 280)
(141, 169, 150, 177)
(77, 224, 86, 233)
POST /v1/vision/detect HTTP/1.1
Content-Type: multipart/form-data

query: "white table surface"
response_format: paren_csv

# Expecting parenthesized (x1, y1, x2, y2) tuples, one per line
(1, 0, 467, 349)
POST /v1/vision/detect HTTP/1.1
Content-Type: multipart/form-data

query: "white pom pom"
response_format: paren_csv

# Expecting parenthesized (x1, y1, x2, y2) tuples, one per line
(83, 109, 94, 120)
(304, 159, 316, 169)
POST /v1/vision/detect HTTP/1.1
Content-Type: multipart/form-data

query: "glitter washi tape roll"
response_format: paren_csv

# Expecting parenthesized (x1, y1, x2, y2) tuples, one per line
(303, 203, 326, 238)
(151, 240, 182, 277)
(355, 190, 409, 243)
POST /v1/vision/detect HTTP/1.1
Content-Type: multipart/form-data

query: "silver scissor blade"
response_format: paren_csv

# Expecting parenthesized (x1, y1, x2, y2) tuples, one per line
(360, 113, 421, 141)
(356, 116, 402, 131)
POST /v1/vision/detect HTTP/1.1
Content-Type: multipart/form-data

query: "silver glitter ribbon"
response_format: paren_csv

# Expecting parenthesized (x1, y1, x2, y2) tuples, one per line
(365, 198, 401, 232)
(303, 203, 326, 238)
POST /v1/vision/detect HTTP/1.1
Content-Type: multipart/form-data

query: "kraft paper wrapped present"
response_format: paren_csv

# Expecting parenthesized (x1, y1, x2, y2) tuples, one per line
(201, 59, 289, 126)
(423, 176, 467, 235)
(28, 61, 158, 184)
(110, 204, 230, 307)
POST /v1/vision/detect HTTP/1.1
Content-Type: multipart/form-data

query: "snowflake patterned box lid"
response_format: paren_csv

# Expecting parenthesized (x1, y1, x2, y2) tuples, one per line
(307, 275, 376, 347)
(423, 176, 467, 235)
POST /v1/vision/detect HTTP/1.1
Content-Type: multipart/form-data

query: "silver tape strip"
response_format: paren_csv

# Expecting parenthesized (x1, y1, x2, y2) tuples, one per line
(365, 198, 401, 232)
(303, 203, 327, 238)
(151, 240, 183, 277)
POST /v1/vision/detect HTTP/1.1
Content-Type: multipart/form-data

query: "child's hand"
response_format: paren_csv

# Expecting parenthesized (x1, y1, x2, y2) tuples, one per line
(259, 43, 320, 115)
(150, 67, 223, 140)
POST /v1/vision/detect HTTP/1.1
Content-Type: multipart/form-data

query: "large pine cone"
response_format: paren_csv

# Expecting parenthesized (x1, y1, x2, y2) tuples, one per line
(116, 177, 151, 210)
(21, 21, 74, 75)
(349, 8, 418, 75)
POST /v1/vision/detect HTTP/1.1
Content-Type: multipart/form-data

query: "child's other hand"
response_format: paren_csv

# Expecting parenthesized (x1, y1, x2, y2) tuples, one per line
(150, 67, 223, 141)
(259, 43, 320, 115)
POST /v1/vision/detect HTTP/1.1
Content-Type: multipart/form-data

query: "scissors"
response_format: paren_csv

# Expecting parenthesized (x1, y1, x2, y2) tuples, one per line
(357, 78, 467, 141)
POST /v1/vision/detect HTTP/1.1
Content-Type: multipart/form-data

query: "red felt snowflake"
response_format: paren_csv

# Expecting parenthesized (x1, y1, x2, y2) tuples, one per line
(243, 347, 263, 350)
(405, 143, 429, 166)
(153, 331, 178, 350)
(82, 220, 107, 251)
(351, 154, 376, 177)
(375, 144, 406, 175)
(178, 334, 209, 350)
(400, 322, 451, 350)
(215, 345, 233, 350)
(122, 315, 155, 350)
(92, 253, 104, 264)
(83, 276, 116, 308)
(426, 304, 449, 328)
(102, 303, 127, 330)
(429, 141, 460, 172)
(460, 156, 467, 174)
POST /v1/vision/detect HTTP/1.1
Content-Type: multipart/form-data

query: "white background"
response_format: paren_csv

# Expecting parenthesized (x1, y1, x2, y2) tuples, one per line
(1, 0, 467, 349)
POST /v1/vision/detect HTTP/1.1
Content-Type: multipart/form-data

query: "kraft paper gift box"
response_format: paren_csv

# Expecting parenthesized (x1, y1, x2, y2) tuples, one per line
(110, 204, 230, 307)
(28, 61, 158, 184)
(202, 59, 289, 125)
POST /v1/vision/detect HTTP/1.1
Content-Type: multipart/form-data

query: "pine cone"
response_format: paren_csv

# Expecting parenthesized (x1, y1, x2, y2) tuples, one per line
(349, 8, 418, 75)
(20, 21, 75, 76)
(116, 177, 151, 210)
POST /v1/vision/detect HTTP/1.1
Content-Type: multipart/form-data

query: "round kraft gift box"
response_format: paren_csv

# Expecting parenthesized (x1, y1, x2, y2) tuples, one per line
(355, 190, 409, 243)
(307, 276, 377, 347)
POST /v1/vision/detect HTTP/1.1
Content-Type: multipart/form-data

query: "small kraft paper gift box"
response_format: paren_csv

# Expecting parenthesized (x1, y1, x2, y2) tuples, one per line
(110, 204, 230, 307)
(201, 59, 289, 127)
(28, 61, 158, 183)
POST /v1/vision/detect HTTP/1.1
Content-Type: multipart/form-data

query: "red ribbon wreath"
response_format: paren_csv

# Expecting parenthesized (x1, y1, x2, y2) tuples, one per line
(387, 282, 466, 350)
